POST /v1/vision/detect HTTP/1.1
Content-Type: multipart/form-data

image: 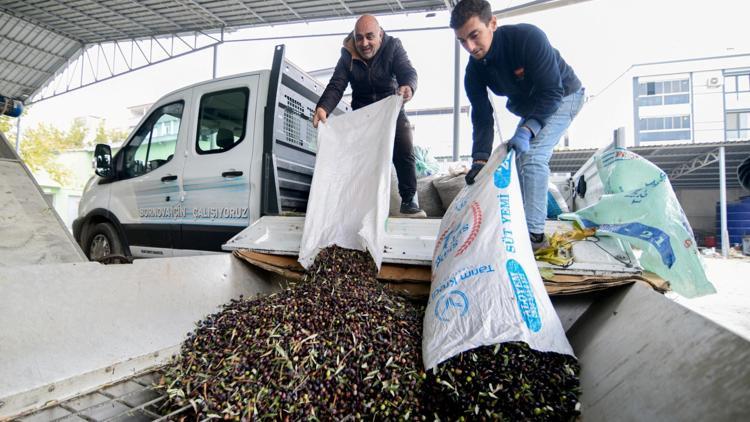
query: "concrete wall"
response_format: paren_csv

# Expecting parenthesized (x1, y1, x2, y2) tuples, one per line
(692, 69, 726, 142)
(42, 187, 82, 231)
(725, 88, 750, 112)
(675, 187, 747, 237)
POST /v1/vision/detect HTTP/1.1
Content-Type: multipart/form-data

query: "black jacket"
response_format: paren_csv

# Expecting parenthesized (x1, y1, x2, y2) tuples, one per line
(465, 24, 581, 160)
(316, 32, 417, 113)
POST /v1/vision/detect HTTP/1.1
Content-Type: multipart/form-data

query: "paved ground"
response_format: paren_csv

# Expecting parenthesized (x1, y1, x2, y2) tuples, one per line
(668, 255, 750, 340)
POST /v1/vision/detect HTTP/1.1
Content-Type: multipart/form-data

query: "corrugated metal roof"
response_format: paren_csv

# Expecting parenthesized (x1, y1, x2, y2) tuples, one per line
(550, 140, 750, 189)
(0, 10, 81, 101)
(0, 0, 451, 100)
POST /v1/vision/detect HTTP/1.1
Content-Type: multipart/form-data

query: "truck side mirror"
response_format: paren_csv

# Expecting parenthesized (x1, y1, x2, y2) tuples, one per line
(739, 156, 750, 191)
(576, 174, 587, 198)
(94, 144, 113, 178)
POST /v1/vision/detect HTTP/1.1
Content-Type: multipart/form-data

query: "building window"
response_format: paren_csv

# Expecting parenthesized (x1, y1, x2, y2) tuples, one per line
(726, 111, 750, 140)
(196, 88, 249, 154)
(725, 74, 750, 94)
(639, 115, 691, 142)
(637, 79, 690, 106)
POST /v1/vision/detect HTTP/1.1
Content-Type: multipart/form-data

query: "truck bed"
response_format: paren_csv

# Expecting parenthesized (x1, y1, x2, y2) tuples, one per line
(8, 259, 750, 421)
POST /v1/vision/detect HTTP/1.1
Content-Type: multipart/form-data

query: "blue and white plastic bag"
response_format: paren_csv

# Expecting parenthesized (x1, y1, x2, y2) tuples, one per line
(422, 148, 573, 370)
(560, 148, 715, 298)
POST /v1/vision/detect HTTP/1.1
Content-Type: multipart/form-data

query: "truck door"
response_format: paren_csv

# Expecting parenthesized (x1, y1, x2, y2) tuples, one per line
(108, 96, 190, 258)
(177, 75, 259, 252)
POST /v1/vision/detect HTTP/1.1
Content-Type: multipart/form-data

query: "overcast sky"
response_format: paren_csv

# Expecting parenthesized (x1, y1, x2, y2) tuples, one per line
(18, 0, 750, 157)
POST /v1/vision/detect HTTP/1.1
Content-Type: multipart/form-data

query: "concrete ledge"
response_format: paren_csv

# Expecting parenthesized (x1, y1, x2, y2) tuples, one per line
(0, 254, 282, 418)
(567, 282, 750, 421)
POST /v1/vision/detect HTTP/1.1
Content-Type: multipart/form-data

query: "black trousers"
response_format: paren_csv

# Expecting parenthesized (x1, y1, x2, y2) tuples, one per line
(394, 111, 417, 203)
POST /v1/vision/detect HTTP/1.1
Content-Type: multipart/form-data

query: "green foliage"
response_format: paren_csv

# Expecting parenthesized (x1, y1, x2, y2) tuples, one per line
(1, 116, 15, 147)
(19, 120, 87, 185)
(0, 116, 11, 135)
(93, 119, 129, 146)
(18, 117, 128, 186)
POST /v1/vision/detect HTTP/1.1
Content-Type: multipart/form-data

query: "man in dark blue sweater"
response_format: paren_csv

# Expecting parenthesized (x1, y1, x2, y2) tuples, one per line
(450, 0, 585, 249)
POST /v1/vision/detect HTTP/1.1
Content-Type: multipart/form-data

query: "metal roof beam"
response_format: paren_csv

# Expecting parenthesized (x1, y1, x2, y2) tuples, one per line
(494, 0, 594, 19)
(673, 184, 736, 189)
(0, 76, 36, 91)
(4, 1, 450, 100)
(0, 6, 83, 43)
(277, 0, 303, 20)
(44, 0, 132, 40)
(17, 3, 113, 42)
(669, 148, 720, 180)
(337, 0, 353, 15)
(0, 55, 55, 78)
(84, 0, 153, 35)
(122, 0, 182, 30)
(673, 181, 738, 186)
(181, 0, 228, 26)
(405, 106, 470, 116)
(30, 33, 223, 103)
(0, 34, 69, 61)
(167, 0, 215, 27)
(113, 40, 132, 71)
(672, 177, 732, 183)
(233, 0, 266, 23)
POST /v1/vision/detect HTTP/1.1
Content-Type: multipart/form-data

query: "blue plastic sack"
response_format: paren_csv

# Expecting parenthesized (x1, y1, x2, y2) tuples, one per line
(547, 183, 569, 218)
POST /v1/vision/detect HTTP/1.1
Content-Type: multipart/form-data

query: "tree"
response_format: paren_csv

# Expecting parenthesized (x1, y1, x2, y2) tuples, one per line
(93, 119, 129, 146)
(19, 118, 88, 185)
(1, 107, 30, 151)
(0, 116, 11, 134)
(1, 116, 15, 147)
(18, 117, 130, 186)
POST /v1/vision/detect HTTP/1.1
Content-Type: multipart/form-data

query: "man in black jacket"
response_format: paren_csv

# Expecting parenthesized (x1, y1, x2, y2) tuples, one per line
(313, 15, 425, 217)
(451, 0, 584, 249)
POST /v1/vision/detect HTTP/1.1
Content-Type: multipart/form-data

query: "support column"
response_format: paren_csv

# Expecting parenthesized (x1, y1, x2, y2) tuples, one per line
(719, 146, 729, 258)
(452, 39, 460, 162)
(15, 116, 21, 153)
(614, 126, 626, 148)
(212, 45, 218, 79)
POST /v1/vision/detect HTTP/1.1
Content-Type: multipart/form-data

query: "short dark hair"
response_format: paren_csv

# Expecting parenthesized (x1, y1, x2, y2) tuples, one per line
(450, 0, 493, 29)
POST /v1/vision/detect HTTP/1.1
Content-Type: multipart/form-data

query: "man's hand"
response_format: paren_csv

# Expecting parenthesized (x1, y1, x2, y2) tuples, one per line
(312, 107, 328, 129)
(397, 85, 413, 103)
(465, 160, 487, 185)
(507, 126, 532, 155)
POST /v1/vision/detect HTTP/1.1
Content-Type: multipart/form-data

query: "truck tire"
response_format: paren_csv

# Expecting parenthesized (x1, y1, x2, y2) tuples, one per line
(84, 222, 124, 261)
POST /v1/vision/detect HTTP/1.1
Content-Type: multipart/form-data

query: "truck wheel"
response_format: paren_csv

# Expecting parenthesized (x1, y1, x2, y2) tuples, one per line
(85, 222, 124, 261)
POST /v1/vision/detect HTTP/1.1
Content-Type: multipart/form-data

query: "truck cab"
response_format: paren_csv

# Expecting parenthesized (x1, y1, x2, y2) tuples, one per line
(73, 45, 349, 260)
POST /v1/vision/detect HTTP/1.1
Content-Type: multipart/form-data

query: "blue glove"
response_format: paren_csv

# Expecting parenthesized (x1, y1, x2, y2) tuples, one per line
(465, 161, 486, 185)
(507, 126, 532, 155)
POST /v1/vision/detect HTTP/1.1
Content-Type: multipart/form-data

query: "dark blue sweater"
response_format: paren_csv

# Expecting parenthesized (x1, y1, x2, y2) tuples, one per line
(465, 24, 581, 160)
